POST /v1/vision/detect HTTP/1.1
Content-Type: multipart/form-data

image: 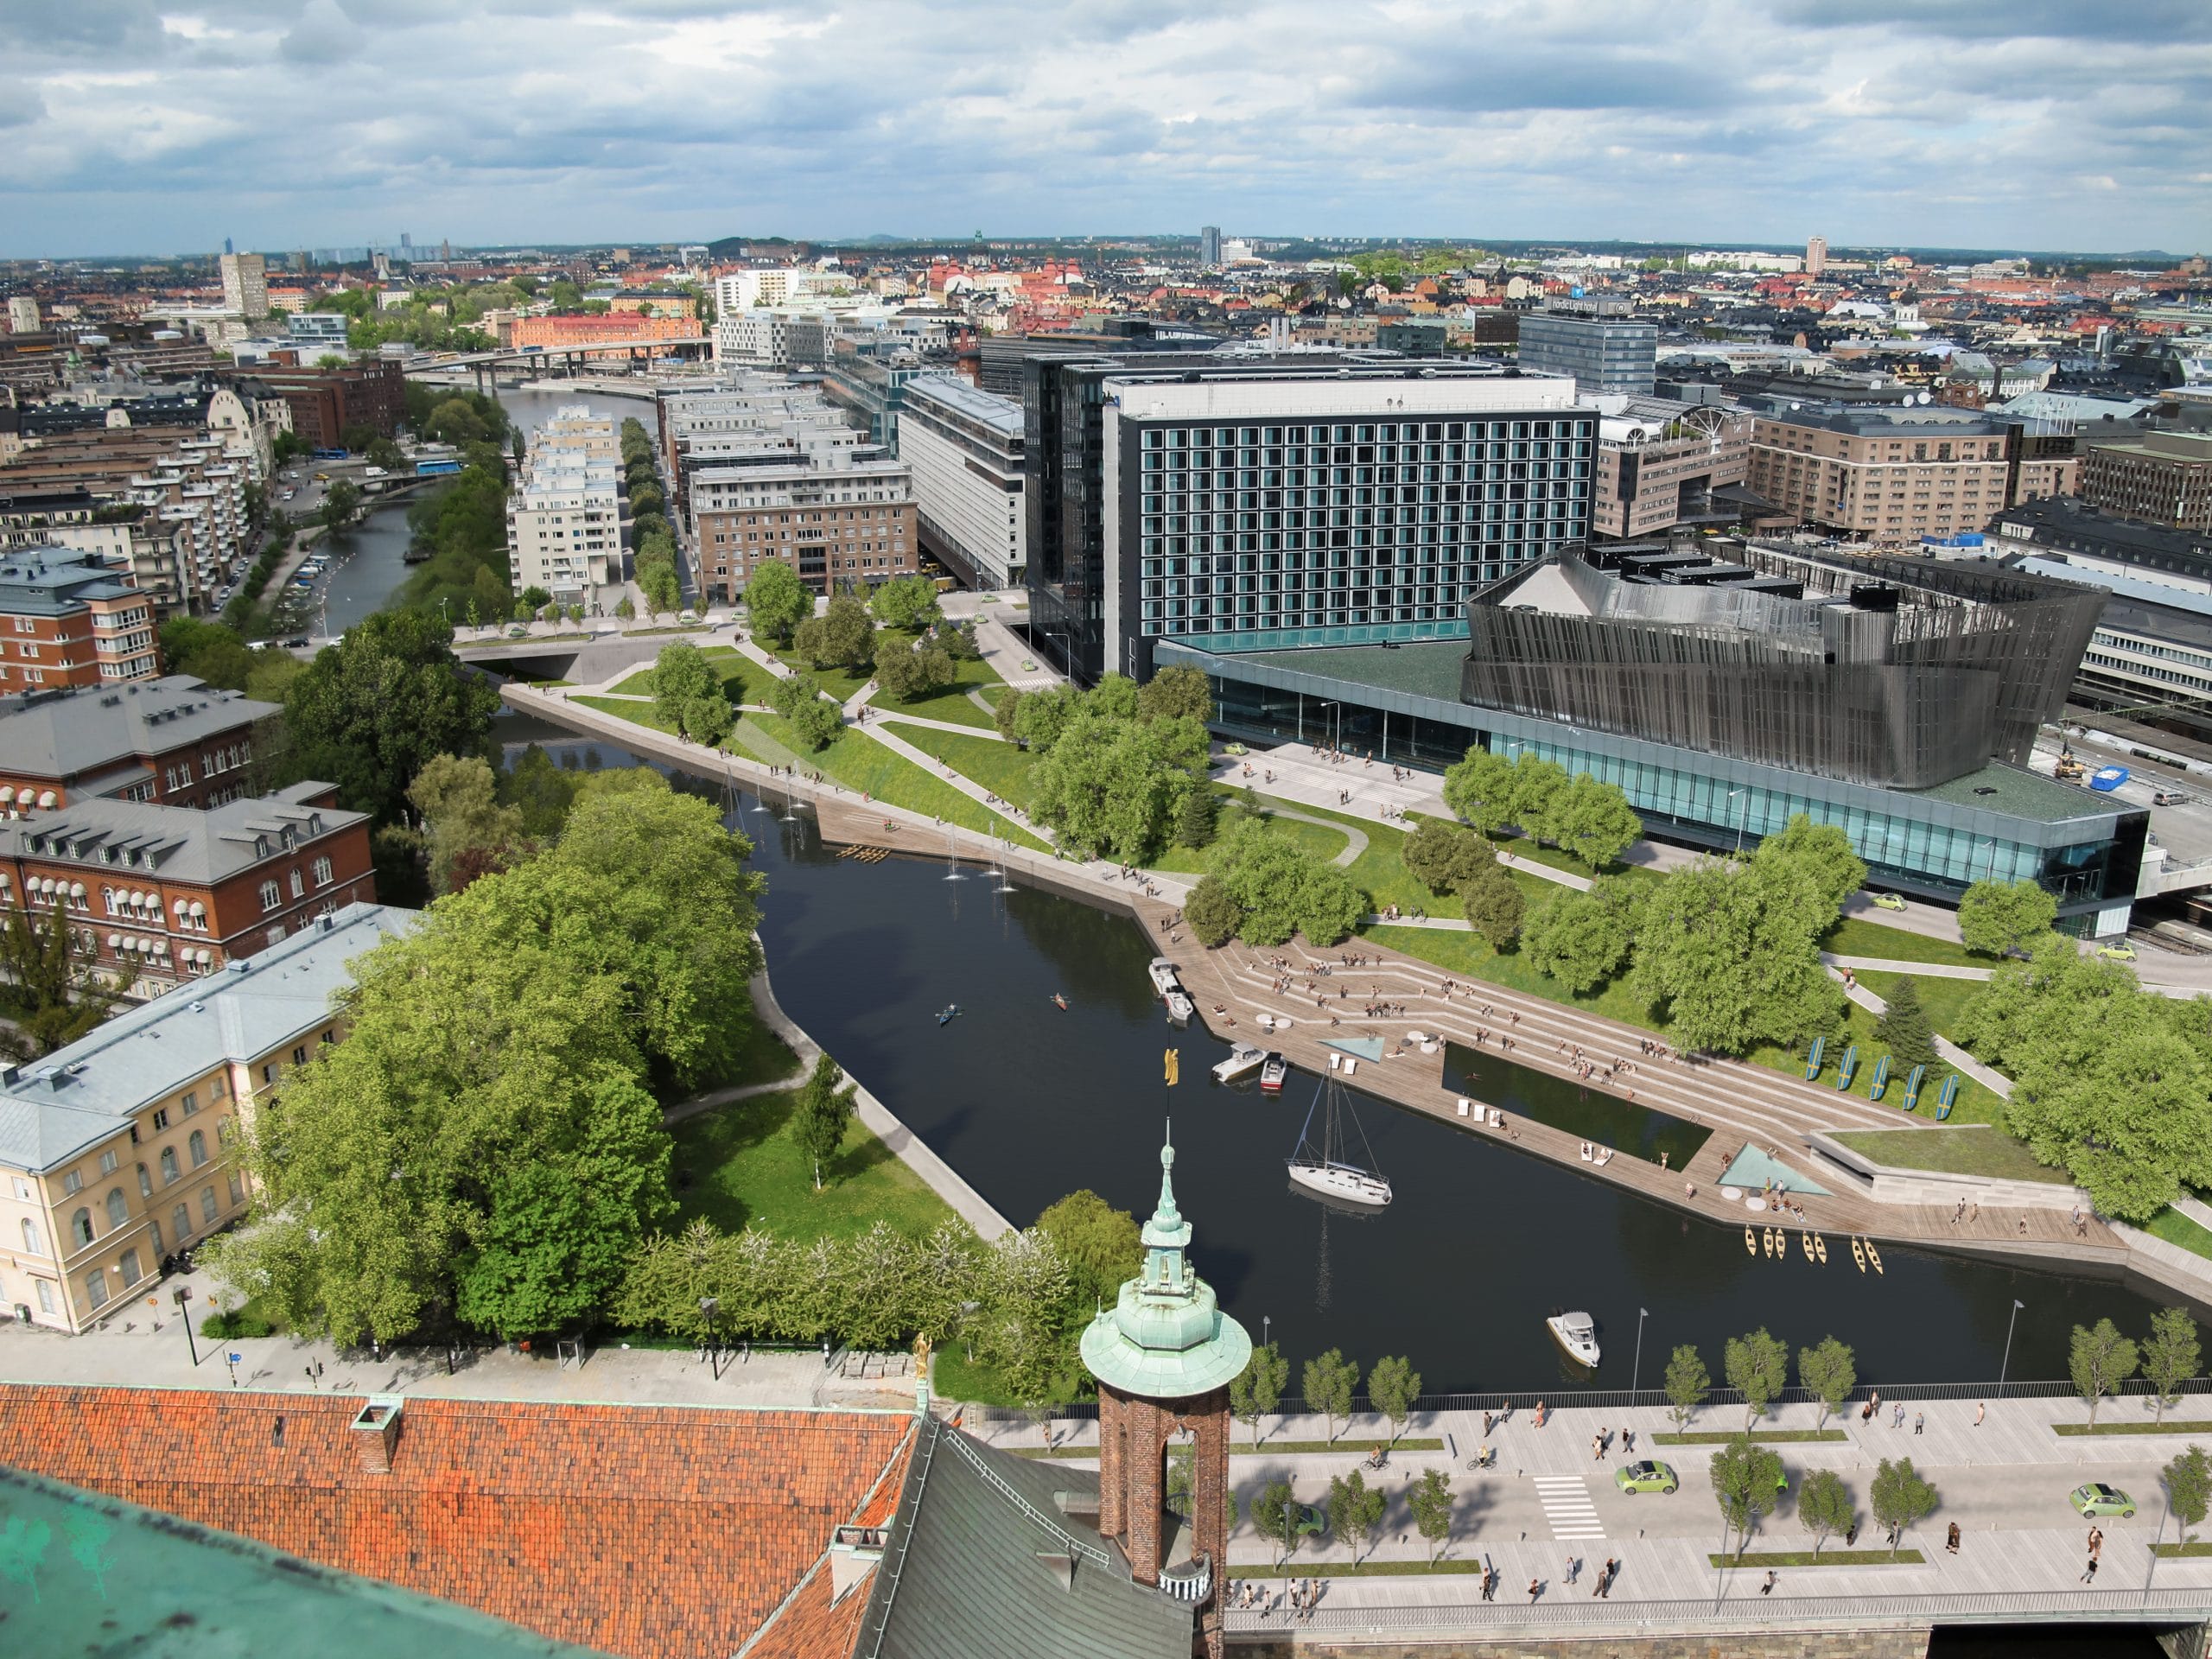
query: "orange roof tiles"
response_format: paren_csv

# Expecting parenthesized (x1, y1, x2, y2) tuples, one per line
(0, 1384, 912, 1659)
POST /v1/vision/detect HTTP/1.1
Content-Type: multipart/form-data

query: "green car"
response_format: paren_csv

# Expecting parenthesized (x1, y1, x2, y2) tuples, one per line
(1614, 1459, 1679, 1495)
(2094, 941, 2137, 962)
(2072, 1482, 2136, 1519)
(1292, 1502, 1328, 1537)
(1871, 892, 1906, 912)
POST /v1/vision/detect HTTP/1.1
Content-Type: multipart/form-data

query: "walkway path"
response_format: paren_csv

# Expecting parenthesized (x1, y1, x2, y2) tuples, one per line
(1830, 968, 2016, 1101)
(1825, 954, 1994, 981)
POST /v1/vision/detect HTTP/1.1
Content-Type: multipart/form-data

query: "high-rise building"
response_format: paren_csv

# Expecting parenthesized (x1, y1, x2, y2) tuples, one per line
(505, 406, 622, 601)
(1516, 308, 1657, 396)
(899, 373, 1027, 589)
(217, 251, 269, 319)
(1198, 226, 1223, 266)
(6, 297, 40, 334)
(1806, 235, 1829, 277)
(2081, 431, 2212, 531)
(1024, 356, 1592, 682)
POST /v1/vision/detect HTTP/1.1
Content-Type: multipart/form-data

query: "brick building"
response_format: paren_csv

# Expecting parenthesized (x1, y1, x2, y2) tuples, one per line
(691, 454, 917, 604)
(0, 780, 376, 994)
(0, 546, 158, 692)
(2082, 431, 2212, 531)
(0, 673, 279, 810)
(508, 312, 696, 352)
(1592, 400, 1754, 539)
(243, 359, 405, 448)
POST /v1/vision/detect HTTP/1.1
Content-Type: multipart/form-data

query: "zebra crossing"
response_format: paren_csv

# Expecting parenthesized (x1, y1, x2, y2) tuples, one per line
(1533, 1474, 1606, 1540)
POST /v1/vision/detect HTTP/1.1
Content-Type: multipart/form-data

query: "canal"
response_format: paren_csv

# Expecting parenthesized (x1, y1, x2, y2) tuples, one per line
(495, 708, 2190, 1395)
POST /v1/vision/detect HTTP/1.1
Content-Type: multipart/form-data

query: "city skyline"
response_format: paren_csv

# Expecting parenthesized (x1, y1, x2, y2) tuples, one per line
(1, 1, 2207, 257)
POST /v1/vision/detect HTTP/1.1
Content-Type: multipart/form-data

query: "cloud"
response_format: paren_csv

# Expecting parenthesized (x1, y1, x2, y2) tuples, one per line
(0, 0, 2204, 255)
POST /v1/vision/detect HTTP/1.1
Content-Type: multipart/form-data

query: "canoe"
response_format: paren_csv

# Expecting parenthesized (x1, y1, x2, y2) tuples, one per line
(1745, 1226, 1756, 1255)
(1866, 1240, 1885, 1274)
(1815, 1234, 1828, 1265)
(1868, 1054, 1891, 1102)
(1851, 1236, 1867, 1272)
(1801, 1230, 1815, 1262)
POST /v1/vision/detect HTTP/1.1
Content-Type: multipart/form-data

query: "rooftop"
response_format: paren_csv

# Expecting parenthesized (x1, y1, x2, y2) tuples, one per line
(0, 543, 143, 613)
(900, 372, 1024, 434)
(0, 672, 277, 784)
(0, 900, 412, 1173)
(0, 779, 367, 887)
(1750, 404, 2005, 438)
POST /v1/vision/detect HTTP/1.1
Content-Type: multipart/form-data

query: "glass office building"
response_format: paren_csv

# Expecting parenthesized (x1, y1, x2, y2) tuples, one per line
(1516, 312, 1658, 397)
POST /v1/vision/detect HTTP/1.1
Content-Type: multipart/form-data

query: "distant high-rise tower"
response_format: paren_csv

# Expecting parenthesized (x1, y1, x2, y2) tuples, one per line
(218, 251, 269, 319)
(401, 232, 412, 256)
(1199, 226, 1223, 267)
(222, 236, 233, 257)
(1806, 235, 1828, 277)
(441, 238, 451, 263)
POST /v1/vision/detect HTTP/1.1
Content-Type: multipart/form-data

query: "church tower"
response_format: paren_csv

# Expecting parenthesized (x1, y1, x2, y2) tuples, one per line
(1079, 1130, 1251, 1659)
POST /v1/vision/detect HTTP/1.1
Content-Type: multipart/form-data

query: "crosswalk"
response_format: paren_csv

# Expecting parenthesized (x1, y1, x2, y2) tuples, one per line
(1533, 1475, 1605, 1540)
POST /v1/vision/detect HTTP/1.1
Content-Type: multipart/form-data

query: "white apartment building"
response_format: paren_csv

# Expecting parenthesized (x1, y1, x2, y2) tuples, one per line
(7, 298, 40, 334)
(899, 373, 1026, 588)
(218, 253, 270, 320)
(505, 406, 621, 601)
(712, 268, 847, 315)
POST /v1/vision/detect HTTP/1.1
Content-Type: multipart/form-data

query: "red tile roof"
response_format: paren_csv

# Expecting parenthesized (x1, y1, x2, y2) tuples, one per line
(0, 1384, 912, 1659)
(739, 1434, 912, 1659)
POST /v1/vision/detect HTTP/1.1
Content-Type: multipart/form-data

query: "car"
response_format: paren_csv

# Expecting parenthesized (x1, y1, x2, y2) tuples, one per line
(1224, 742, 1249, 757)
(282, 637, 309, 650)
(2072, 1483, 2135, 1519)
(2094, 941, 2138, 961)
(506, 625, 528, 638)
(2155, 789, 2192, 807)
(1287, 1502, 1327, 1538)
(1614, 1459, 1678, 1495)
(1870, 893, 1906, 912)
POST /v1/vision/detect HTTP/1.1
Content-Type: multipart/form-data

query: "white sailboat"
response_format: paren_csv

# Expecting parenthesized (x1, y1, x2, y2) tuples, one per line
(1286, 1076, 1392, 1209)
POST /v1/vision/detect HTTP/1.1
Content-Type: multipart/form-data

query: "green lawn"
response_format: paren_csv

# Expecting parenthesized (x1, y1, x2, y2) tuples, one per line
(1823, 916, 1986, 969)
(873, 652, 1006, 730)
(1827, 1127, 2066, 1185)
(718, 1019, 804, 1091)
(670, 1086, 961, 1243)
(2056, 1421, 2212, 1437)
(903, 728, 1039, 808)
(1708, 1550, 1926, 1567)
(931, 1347, 1027, 1408)
(1827, 973, 2009, 1125)
(2142, 1205, 2212, 1262)
(1228, 1558, 1487, 1578)
(575, 694, 679, 734)
(1153, 816, 1350, 875)
(1654, 1429, 1850, 1445)
(772, 649, 874, 704)
(749, 712, 1054, 853)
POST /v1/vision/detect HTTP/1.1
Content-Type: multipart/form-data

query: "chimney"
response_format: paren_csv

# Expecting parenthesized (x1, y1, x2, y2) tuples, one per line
(827, 1524, 887, 1603)
(351, 1394, 404, 1473)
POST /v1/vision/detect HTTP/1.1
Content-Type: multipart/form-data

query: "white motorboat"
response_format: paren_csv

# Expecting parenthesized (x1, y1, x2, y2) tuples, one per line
(1147, 957, 1182, 997)
(1546, 1311, 1600, 1369)
(1286, 1076, 1392, 1209)
(1165, 990, 1194, 1026)
(1211, 1042, 1268, 1084)
(1260, 1053, 1287, 1093)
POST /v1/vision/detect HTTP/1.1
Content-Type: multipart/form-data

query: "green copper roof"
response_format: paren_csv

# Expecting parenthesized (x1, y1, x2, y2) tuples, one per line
(1079, 1128, 1251, 1399)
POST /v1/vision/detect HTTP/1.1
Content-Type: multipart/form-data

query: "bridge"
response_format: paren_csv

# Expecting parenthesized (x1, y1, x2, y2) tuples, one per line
(402, 336, 714, 393)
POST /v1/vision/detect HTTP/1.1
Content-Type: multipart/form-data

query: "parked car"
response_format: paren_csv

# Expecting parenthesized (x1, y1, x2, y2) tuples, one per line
(2094, 941, 2138, 962)
(2155, 789, 2192, 807)
(1870, 892, 1906, 912)
(1288, 1502, 1327, 1538)
(2071, 1483, 2135, 1519)
(283, 637, 309, 650)
(1614, 1460, 1679, 1495)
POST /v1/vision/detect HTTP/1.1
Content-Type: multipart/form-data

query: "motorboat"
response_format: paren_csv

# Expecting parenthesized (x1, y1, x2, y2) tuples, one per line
(936, 1004, 961, 1027)
(1260, 1053, 1287, 1093)
(1546, 1311, 1600, 1369)
(1050, 993, 1069, 1011)
(1147, 957, 1182, 997)
(1286, 1075, 1392, 1209)
(1165, 990, 1194, 1026)
(1212, 1042, 1268, 1084)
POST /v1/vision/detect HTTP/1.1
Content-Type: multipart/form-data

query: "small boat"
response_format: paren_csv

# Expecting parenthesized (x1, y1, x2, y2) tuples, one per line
(1745, 1226, 1756, 1255)
(935, 1004, 962, 1027)
(1165, 990, 1194, 1026)
(1851, 1236, 1867, 1273)
(1050, 993, 1069, 1011)
(1762, 1228, 1772, 1258)
(1546, 1310, 1600, 1369)
(1801, 1230, 1815, 1262)
(1260, 1053, 1287, 1093)
(1212, 1042, 1268, 1084)
(1286, 1074, 1392, 1209)
(1866, 1239, 1885, 1274)
(1815, 1234, 1828, 1265)
(1147, 957, 1182, 997)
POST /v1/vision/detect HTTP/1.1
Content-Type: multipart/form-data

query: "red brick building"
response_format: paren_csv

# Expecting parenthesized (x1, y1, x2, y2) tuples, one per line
(508, 312, 696, 351)
(0, 673, 278, 810)
(242, 359, 405, 448)
(0, 545, 158, 692)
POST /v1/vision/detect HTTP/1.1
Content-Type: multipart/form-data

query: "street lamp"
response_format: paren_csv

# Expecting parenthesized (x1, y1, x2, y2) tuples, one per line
(700, 1295, 722, 1381)
(1262, 1315, 1271, 1352)
(1729, 789, 1749, 855)
(1631, 1307, 1649, 1396)
(172, 1285, 199, 1367)
(1319, 701, 1341, 754)
(2000, 1299, 2025, 1386)
(2145, 1486, 2173, 1606)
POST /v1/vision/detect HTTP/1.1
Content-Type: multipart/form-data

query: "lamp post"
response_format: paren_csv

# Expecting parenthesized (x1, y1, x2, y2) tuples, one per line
(173, 1285, 198, 1367)
(2145, 1487, 2172, 1606)
(1631, 1307, 1649, 1397)
(699, 1295, 721, 1381)
(1262, 1315, 1271, 1352)
(1729, 789, 1749, 855)
(1999, 1299, 2024, 1387)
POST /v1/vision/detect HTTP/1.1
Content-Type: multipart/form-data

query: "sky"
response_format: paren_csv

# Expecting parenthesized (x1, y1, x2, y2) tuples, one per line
(2, 0, 2208, 258)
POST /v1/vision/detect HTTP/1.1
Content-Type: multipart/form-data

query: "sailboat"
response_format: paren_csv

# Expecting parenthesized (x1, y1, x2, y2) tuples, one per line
(1286, 1075, 1392, 1209)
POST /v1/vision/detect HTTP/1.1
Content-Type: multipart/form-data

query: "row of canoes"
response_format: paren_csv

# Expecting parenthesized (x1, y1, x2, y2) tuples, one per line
(1743, 1225, 1884, 1274)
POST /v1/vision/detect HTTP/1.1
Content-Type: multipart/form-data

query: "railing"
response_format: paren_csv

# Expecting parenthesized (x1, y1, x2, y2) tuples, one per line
(1160, 1553, 1213, 1605)
(935, 1423, 1115, 1571)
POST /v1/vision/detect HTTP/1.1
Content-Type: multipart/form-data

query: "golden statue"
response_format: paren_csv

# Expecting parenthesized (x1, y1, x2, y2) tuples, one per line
(913, 1332, 931, 1371)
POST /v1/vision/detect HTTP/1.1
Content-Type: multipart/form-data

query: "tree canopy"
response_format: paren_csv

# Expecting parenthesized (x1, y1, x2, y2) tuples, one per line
(1958, 879, 2059, 957)
(867, 574, 941, 631)
(1522, 880, 1637, 994)
(1035, 1189, 1141, 1313)
(1204, 816, 1366, 947)
(744, 562, 812, 643)
(1027, 709, 1210, 861)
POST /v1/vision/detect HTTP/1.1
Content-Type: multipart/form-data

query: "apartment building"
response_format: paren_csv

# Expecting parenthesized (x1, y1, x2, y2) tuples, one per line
(1517, 307, 1657, 396)
(240, 359, 404, 448)
(0, 548, 158, 692)
(0, 779, 376, 995)
(1745, 407, 2022, 546)
(712, 267, 845, 315)
(0, 902, 412, 1332)
(218, 252, 270, 320)
(1590, 399, 1752, 539)
(899, 372, 1026, 588)
(506, 313, 695, 353)
(715, 308, 830, 372)
(2082, 431, 2212, 531)
(690, 453, 917, 604)
(655, 377, 871, 525)
(0, 674, 278, 811)
(505, 406, 621, 600)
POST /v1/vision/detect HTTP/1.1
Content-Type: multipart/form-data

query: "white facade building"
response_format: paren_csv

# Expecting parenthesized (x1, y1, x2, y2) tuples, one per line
(505, 406, 621, 601)
(899, 373, 1027, 588)
(712, 268, 847, 315)
(218, 253, 270, 319)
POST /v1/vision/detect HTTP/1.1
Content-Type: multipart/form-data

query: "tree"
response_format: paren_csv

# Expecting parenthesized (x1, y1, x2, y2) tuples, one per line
(639, 561, 683, 618)
(407, 753, 524, 893)
(683, 695, 733, 746)
(1869, 1456, 1937, 1557)
(1088, 672, 1141, 721)
(1302, 1348, 1359, 1444)
(744, 561, 811, 643)
(1547, 773, 1643, 869)
(1958, 879, 2059, 958)
(2166, 1446, 2212, 1549)
(1458, 863, 1525, 949)
(1523, 880, 1635, 994)
(1440, 747, 1516, 836)
(868, 574, 941, 631)
(976, 1227, 1079, 1411)
(1798, 1336, 1857, 1431)
(1402, 819, 1491, 894)
(1326, 1468, 1386, 1564)
(1011, 683, 1082, 754)
(652, 640, 715, 730)
(160, 615, 257, 691)
(792, 594, 874, 671)
(1506, 753, 1570, 841)
(1756, 813, 1866, 917)
(1248, 1479, 1300, 1567)
(1874, 976, 1939, 1072)
(0, 906, 135, 1062)
(1206, 817, 1365, 947)
(615, 595, 636, 622)
(1231, 1341, 1290, 1447)
(874, 641, 954, 702)
(1725, 1326, 1789, 1427)
(1710, 1434, 1783, 1560)
(792, 1054, 859, 1190)
(1798, 1468, 1853, 1559)
(993, 685, 1026, 743)
(1034, 1190, 1139, 1313)
(1027, 711, 1209, 861)
(1629, 854, 1844, 1057)
(1408, 1467, 1453, 1563)
(319, 477, 364, 531)
(2071, 1317, 2140, 1429)
(768, 671, 843, 751)
(1368, 1354, 1420, 1445)
(935, 620, 982, 661)
(1663, 1344, 1711, 1429)
(280, 608, 499, 825)
(2144, 1308, 2202, 1428)
(1185, 874, 1241, 949)
(1138, 664, 1212, 724)
(1173, 785, 1218, 851)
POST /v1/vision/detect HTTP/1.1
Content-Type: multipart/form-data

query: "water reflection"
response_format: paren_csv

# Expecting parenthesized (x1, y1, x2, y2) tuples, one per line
(1442, 1041, 1713, 1170)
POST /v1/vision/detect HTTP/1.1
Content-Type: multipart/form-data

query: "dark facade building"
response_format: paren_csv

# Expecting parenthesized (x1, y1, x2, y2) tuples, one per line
(242, 359, 404, 448)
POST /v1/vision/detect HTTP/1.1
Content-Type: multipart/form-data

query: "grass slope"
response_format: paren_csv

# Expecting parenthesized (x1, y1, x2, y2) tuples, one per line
(749, 711, 1054, 853)
(1827, 1127, 2065, 1185)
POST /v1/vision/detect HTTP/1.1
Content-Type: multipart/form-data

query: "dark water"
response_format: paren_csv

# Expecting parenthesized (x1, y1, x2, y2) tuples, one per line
(498, 707, 2196, 1394)
(1441, 1041, 1713, 1171)
(311, 501, 418, 632)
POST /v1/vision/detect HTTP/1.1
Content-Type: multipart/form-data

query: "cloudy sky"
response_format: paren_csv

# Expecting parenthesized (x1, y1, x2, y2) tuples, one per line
(3, 0, 2207, 257)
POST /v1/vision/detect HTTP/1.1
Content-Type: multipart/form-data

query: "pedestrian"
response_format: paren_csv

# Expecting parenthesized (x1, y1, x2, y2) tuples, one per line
(2082, 1555, 2099, 1585)
(1861, 1398, 1875, 1424)
(1565, 1554, 1579, 1585)
(1481, 1566, 1496, 1601)
(1760, 1570, 1777, 1596)
(1892, 1402, 1906, 1429)
(1599, 1557, 1617, 1598)
(1914, 1411, 1924, 1435)
(1528, 1578, 1541, 1603)
(1974, 1402, 1986, 1427)
(1947, 1522, 1961, 1554)
(1845, 1519, 1859, 1548)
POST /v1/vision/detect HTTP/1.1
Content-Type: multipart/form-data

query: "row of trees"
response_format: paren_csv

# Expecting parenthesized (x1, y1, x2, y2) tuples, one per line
(990, 669, 1217, 863)
(1186, 814, 1365, 949)
(622, 419, 683, 616)
(1441, 749, 1645, 870)
(1249, 1466, 1452, 1567)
